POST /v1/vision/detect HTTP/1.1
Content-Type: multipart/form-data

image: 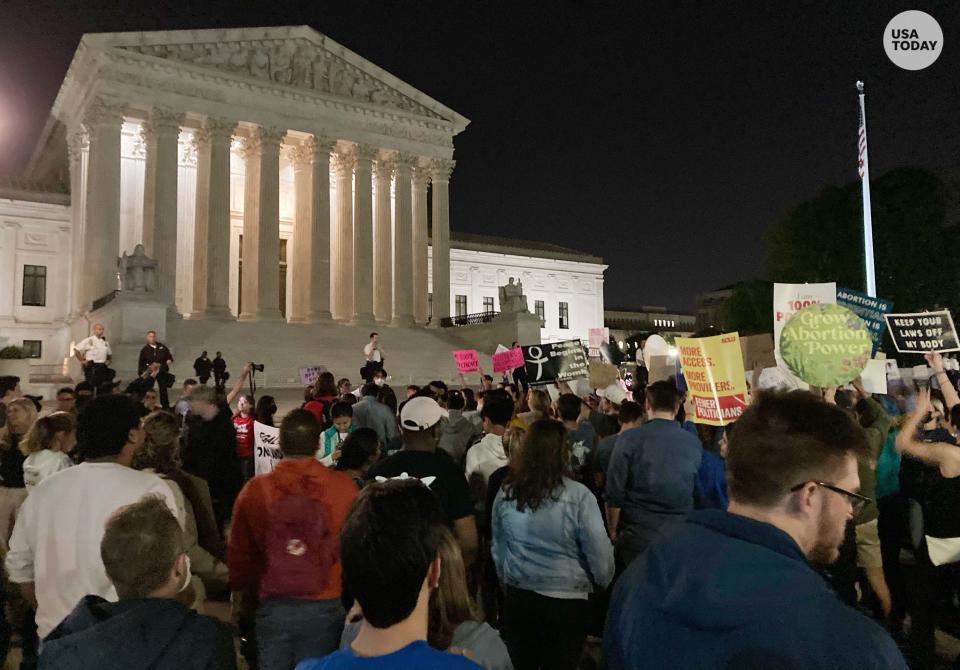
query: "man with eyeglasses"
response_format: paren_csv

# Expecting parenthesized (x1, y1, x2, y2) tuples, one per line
(604, 390, 906, 670)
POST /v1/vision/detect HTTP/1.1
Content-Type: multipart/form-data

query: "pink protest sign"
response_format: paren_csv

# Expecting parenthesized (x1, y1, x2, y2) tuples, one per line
(492, 347, 525, 373)
(453, 349, 480, 373)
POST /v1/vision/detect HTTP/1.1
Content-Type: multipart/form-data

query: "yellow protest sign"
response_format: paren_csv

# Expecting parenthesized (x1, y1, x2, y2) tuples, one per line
(676, 332, 748, 426)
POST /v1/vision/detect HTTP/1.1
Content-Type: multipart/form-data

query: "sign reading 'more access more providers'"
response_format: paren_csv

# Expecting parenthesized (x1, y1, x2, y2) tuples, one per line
(676, 333, 747, 427)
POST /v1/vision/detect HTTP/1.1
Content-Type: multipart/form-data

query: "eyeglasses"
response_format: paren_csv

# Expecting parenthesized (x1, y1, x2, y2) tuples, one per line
(789, 481, 871, 513)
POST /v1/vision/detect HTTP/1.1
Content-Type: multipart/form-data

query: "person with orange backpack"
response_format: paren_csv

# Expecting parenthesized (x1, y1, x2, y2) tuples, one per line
(228, 409, 359, 670)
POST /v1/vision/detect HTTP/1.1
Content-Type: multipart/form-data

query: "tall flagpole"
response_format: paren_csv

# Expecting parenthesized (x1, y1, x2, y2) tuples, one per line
(857, 80, 877, 298)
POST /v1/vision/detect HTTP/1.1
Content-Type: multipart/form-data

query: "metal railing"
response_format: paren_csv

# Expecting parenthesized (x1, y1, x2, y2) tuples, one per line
(439, 311, 499, 327)
(91, 290, 120, 312)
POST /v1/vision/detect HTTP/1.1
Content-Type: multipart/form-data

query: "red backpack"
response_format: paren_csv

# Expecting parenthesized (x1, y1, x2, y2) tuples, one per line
(260, 475, 338, 597)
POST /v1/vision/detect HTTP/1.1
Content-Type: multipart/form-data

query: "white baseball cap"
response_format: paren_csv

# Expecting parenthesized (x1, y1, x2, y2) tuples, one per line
(601, 383, 627, 406)
(400, 396, 448, 431)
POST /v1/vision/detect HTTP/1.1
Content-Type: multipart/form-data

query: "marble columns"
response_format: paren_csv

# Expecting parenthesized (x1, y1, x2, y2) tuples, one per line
(391, 155, 415, 327)
(429, 159, 454, 325)
(411, 164, 430, 324)
(81, 99, 124, 310)
(332, 147, 356, 321)
(373, 154, 395, 323)
(352, 146, 376, 325)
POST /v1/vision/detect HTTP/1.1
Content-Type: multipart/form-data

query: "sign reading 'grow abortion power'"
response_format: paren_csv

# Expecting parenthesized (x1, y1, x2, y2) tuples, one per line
(779, 304, 871, 387)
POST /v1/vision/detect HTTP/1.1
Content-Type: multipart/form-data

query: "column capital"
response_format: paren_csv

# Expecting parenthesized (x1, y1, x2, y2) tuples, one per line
(373, 154, 397, 181)
(244, 125, 287, 156)
(81, 97, 126, 130)
(143, 108, 185, 136)
(204, 117, 237, 141)
(286, 144, 312, 170)
(410, 163, 430, 188)
(305, 134, 337, 157)
(354, 144, 379, 165)
(67, 130, 89, 164)
(429, 158, 456, 183)
(332, 146, 357, 176)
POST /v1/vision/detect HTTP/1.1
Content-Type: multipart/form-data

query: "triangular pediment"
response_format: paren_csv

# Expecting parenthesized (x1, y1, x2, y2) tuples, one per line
(95, 26, 462, 124)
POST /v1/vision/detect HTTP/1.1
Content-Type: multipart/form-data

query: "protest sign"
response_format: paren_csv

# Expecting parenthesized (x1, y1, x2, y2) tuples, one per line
(860, 359, 888, 395)
(492, 347, 525, 373)
(739, 334, 776, 370)
(676, 333, 747, 426)
(453, 349, 480, 373)
(588, 327, 609, 357)
(588, 361, 619, 390)
(643, 334, 670, 367)
(884, 310, 960, 354)
(298, 365, 327, 387)
(885, 360, 901, 380)
(521, 340, 589, 384)
(757, 366, 803, 391)
(647, 355, 676, 384)
(779, 304, 871, 387)
(254, 420, 282, 476)
(773, 283, 836, 365)
(836, 287, 893, 355)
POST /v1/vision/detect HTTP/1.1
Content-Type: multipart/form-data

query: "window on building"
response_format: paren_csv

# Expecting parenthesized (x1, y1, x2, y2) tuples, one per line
(535, 300, 545, 327)
(559, 302, 569, 329)
(455, 295, 468, 318)
(483, 296, 494, 313)
(22, 340, 41, 359)
(22, 265, 46, 307)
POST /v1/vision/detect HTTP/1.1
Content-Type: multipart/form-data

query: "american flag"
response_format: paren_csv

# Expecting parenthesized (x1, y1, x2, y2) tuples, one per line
(857, 97, 868, 180)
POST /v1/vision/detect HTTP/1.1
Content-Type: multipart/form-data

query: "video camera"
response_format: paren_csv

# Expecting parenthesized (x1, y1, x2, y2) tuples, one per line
(249, 363, 265, 373)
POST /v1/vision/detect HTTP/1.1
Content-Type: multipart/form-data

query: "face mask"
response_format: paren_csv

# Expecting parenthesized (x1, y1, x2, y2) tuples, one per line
(179, 555, 192, 593)
(374, 378, 385, 387)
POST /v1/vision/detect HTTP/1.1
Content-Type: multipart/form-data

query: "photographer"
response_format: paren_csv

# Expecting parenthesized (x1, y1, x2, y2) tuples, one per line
(138, 331, 175, 409)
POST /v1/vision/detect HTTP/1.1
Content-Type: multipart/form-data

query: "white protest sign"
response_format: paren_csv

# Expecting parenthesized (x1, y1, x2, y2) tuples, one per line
(254, 420, 283, 476)
(643, 335, 669, 367)
(885, 360, 901, 380)
(773, 282, 836, 366)
(860, 359, 888, 395)
(757, 366, 806, 391)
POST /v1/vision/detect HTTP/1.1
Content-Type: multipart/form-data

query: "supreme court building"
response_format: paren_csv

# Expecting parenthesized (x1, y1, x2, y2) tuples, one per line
(0, 26, 606, 378)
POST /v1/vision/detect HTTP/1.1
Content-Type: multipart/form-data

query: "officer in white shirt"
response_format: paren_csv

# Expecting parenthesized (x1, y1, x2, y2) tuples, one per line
(74, 323, 114, 390)
(361, 332, 386, 382)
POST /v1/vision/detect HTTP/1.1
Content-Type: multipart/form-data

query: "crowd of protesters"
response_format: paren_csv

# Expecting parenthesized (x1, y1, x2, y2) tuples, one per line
(5, 331, 960, 669)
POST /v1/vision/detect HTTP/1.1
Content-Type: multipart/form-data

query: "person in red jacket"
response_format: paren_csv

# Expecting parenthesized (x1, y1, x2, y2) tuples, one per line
(228, 409, 358, 670)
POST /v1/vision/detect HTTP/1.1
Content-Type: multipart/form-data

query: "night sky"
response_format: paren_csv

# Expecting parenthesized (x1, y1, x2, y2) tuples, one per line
(1, 1, 958, 311)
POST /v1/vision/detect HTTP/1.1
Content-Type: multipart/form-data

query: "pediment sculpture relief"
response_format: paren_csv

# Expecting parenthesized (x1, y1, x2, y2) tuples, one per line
(120, 40, 441, 119)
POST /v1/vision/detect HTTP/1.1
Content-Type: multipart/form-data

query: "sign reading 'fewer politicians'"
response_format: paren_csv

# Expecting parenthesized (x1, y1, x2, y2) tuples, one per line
(884, 311, 960, 354)
(676, 333, 747, 426)
(836, 287, 893, 355)
(521, 340, 589, 384)
(779, 304, 871, 387)
(453, 349, 480, 373)
(254, 420, 283, 476)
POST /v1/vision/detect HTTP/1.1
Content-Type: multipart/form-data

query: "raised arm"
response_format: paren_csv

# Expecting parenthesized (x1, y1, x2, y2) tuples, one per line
(896, 388, 960, 478)
(226, 364, 252, 407)
(927, 352, 960, 411)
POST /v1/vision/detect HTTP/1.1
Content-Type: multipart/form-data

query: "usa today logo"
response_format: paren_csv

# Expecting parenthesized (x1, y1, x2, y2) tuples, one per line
(884, 10, 943, 70)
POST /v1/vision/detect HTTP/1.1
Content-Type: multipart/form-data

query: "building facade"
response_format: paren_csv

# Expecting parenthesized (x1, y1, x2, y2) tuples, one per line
(0, 26, 606, 365)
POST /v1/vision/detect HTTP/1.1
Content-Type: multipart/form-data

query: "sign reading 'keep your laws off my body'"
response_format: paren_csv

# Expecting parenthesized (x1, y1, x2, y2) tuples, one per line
(885, 311, 960, 354)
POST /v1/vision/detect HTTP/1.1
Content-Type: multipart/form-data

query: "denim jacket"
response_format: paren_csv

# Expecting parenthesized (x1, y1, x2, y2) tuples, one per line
(492, 477, 614, 594)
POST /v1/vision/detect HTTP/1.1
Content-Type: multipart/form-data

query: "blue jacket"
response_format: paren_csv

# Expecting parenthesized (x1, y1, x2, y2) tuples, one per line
(351, 397, 399, 444)
(604, 509, 907, 670)
(605, 419, 702, 552)
(492, 477, 614, 594)
(693, 450, 728, 510)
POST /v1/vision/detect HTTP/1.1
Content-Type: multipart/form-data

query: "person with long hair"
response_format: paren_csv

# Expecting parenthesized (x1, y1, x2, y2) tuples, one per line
(0, 398, 37, 541)
(255, 395, 278, 427)
(21, 411, 75, 490)
(305, 372, 340, 428)
(133, 411, 227, 601)
(492, 419, 613, 670)
(335, 428, 380, 487)
(340, 526, 511, 669)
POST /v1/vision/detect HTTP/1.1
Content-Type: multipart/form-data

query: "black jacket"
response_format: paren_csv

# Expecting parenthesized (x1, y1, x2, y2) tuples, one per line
(182, 403, 242, 507)
(138, 343, 174, 375)
(40, 595, 236, 670)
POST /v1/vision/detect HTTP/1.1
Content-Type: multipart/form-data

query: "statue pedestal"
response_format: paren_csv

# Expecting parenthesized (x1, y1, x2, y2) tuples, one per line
(88, 291, 171, 345)
(451, 311, 542, 354)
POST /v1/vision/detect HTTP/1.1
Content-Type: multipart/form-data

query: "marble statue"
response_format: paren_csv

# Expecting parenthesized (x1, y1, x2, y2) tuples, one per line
(119, 244, 157, 293)
(498, 277, 528, 314)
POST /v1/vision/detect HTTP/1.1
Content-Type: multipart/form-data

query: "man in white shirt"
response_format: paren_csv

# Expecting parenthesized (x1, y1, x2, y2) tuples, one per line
(361, 332, 386, 382)
(465, 392, 515, 489)
(74, 323, 114, 390)
(6, 394, 180, 638)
